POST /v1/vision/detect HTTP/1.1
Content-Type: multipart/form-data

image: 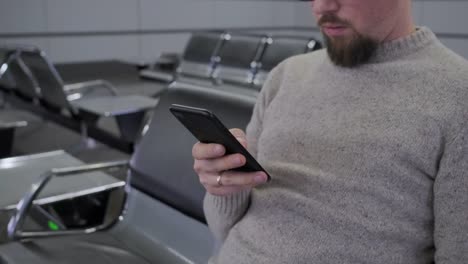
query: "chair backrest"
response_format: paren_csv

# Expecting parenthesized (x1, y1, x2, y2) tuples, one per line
(0, 47, 12, 78)
(6, 51, 41, 100)
(130, 82, 258, 222)
(0, 47, 18, 90)
(306, 37, 322, 53)
(253, 36, 322, 87)
(214, 33, 267, 85)
(177, 32, 226, 79)
(17, 47, 73, 112)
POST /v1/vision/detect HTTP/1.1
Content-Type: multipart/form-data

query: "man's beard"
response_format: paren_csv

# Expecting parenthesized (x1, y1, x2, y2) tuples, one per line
(319, 14, 378, 68)
(324, 33, 378, 68)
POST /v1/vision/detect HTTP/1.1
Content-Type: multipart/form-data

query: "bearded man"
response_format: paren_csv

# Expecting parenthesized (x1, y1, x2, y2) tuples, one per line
(193, 0, 468, 263)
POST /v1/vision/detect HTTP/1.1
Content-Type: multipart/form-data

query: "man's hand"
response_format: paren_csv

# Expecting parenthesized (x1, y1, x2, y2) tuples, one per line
(192, 128, 268, 196)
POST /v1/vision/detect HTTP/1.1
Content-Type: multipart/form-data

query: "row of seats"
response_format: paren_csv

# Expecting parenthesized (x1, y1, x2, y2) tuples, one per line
(140, 31, 322, 89)
(0, 45, 158, 153)
(0, 71, 258, 263)
(0, 30, 323, 263)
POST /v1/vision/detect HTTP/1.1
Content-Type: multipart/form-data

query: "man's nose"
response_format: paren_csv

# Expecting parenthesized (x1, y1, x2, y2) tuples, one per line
(312, 0, 340, 15)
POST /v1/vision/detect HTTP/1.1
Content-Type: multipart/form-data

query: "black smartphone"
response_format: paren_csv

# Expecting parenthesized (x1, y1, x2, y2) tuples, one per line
(169, 104, 271, 180)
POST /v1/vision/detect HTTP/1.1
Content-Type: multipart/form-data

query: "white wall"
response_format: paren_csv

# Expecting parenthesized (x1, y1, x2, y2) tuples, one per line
(293, 0, 468, 59)
(0, 0, 300, 63)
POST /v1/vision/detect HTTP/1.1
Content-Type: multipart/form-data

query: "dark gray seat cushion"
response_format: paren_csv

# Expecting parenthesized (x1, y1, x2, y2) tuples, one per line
(0, 233, 152, 264)
(0, 189, 213, 264)
(130, 81, 257, 222)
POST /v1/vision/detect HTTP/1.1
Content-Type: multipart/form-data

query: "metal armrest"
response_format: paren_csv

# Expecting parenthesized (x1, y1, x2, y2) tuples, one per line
(0, 63, 9, 79)
(139, 69, 175, 83)
(0, 120, 27, 129)
(7, 160, 128, 241)
(64, 79, 119, 97)
(0, 51, 16, 79)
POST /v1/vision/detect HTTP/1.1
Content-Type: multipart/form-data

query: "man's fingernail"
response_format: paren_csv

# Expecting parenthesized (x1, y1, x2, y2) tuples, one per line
(254, 174, 266, 183)
(214, 145, 223, 154)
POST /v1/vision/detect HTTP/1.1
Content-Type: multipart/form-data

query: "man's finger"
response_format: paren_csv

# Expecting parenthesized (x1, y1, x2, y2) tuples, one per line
(207, 185, 244, 196)
(195, 154, 246, 174)
(209, 171, 268, 187)
(230, 128, 248, 148)
(192, 142, 225, 159)
(230, 128, 246, 139)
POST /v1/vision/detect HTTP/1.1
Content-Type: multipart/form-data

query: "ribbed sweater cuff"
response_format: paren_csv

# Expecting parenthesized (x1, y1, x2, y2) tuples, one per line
(205, 190, 251, 217)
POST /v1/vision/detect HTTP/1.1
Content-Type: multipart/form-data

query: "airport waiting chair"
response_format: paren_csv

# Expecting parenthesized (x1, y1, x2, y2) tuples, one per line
(0, 78, 258, 263)
(0, 48, 21, 109)
(140, 32, 226, 84)
(0, 50, 10, 108)
(138, 52, 180, 83)
(0, 48, 12, 79)
(0, 151, 126, 242)
(5, 51, 41, 103)
(0, 48, 42, 158)
(212, 33, 268, 87)
(0, 109, 29, 158)
(13, 46, 158, 145)
(0, 47, 17, 93)
(253, 36, 322, 88)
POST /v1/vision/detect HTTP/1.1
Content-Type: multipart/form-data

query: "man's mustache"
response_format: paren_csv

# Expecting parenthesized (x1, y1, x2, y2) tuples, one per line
(318, 13, 350, 27)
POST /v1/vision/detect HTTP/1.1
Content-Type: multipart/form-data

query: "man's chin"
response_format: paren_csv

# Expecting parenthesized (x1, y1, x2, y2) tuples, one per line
(323, 33, 378, 68)
(321, 30, 353, 46)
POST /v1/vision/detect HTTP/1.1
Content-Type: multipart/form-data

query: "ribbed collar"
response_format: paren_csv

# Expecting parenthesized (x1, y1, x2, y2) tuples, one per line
(371, 26, 438, 63)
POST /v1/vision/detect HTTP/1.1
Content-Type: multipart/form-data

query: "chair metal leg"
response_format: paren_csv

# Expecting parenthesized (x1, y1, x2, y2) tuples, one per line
(79, 122, 97, 149)
(0, 92, 7, 109)
(65, 120, 98, 153)
(72, 111, 100, 150)
(115, 111, 146, 143)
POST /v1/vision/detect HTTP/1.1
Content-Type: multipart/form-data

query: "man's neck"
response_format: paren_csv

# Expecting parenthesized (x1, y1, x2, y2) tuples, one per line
(382, 22, 416, 43)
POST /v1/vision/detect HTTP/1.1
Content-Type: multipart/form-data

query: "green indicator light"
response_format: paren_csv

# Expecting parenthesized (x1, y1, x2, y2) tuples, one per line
(48, 220, 59, 231)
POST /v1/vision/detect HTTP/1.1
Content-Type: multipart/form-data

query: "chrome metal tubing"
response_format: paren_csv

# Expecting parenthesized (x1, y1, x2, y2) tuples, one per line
(7, 160, 129, 241)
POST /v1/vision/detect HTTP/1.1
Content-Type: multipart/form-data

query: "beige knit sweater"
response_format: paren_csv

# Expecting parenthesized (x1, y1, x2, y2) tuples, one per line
(204, 27, 468, 264)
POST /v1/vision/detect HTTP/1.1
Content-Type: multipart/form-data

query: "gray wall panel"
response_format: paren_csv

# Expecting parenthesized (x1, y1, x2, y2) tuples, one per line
(0, 0, 47, 34)
(294, 2, 316, 28)
(46, 0, 139, 32)
(421, 1, 468, 35)
(0, 1, 318, 62)
(0, 38, 50, 54)
(2, 1, 467, 62)
(412, 2, 424, 25)
(140, 0, 215, 30)
(140, 33, 191, 62)
(439, 38, 468, 60)
(214, 1, 274, 28)
(270, 2, 296, 27)
(246, 29, 321, 40)
(48, 36, 139, 63)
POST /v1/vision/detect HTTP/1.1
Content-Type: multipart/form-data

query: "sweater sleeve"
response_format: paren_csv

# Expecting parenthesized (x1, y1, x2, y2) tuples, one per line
(434, 124, 468, 263)
(203, 61, 287, 242)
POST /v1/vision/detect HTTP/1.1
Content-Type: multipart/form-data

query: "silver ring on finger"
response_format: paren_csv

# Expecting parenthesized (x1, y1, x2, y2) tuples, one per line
(216, 174, 223, 187)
